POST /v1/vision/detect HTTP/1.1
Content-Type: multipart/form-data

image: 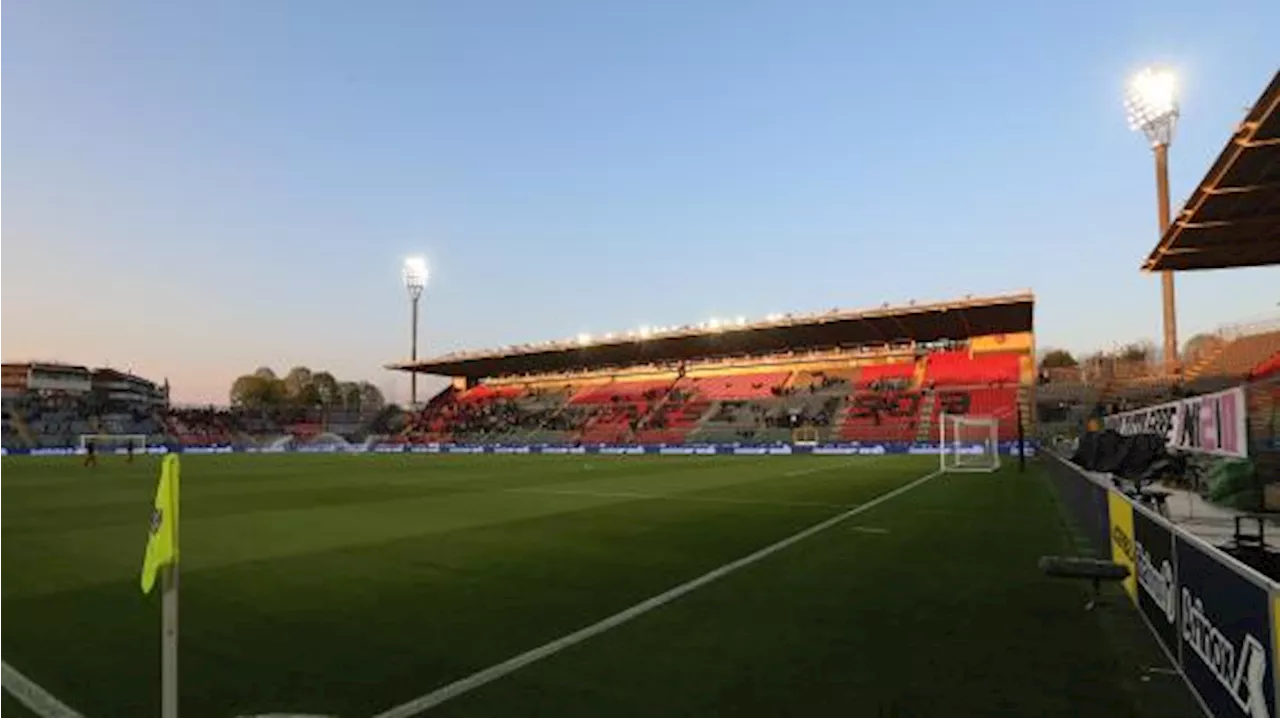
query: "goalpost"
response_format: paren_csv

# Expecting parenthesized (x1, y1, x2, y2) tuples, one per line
(939, 414, 1000, 473)
(78, 434, 148, 454)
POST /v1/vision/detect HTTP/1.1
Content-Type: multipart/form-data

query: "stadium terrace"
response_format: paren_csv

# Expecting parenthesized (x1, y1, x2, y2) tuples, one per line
(386, 292, 1035, 451)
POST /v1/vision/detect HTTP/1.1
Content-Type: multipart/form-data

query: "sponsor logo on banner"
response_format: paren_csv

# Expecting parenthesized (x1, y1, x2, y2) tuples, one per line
(493, 446, 531, 454)
(374, 444, 406, 453)
(858, 445, 887, 455)
(1104, 386, 1247, 458)
(1136, 531, 1176, 623)
(1175, 533, 1275, 718)
(183, 445, 234, 455)
(733, 447, 768, 455)
(659, 447, 695, 455)
(1182, 588, 1269, 717)
(1129, 507, 1180, 652)
(1108, 499, 1176, 624)
(767, 445, 793, 456)
(29, 447, 78, 457)
(1107, 491, 1139, 601)
(812, 446, 856, 455)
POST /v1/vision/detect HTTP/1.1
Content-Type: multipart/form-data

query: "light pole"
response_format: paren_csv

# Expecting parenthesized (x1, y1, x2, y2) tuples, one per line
(402, 257, 428, 407)
(1125, 66, 1180, 376)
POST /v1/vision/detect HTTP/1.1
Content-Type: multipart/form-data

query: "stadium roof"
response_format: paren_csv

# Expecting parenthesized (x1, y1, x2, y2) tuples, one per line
(389, 292, 1035, 379)
(1143, 70, 1280, 272)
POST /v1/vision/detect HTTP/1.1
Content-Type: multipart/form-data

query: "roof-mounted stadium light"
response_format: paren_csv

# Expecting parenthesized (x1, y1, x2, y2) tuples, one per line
(1125, 67, 1179, 148)
(401, 256, 429, 407)
(576, 333, 592, 346)
(1124, 65, 1180, 376)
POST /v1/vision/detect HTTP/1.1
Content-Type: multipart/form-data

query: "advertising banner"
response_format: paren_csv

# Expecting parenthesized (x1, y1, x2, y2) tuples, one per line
(1175, 534, 1274, 718)
(1134, 508, 1180, 653)
(1104, 386, 1249, 459)
(1108, 490, 1139, 602)
(2, 440, 1039, 458)
(1108, 491, 1180, 651)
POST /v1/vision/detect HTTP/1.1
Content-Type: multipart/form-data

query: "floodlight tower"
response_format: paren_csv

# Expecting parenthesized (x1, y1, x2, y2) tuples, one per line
(402, 257, 428, 407)
(1125, 67, 1180, 375)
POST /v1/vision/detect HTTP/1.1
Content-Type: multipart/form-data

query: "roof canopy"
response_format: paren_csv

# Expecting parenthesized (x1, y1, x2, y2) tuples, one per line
(390, 292, 1035, 379)
(1144, 70, 1280, 271)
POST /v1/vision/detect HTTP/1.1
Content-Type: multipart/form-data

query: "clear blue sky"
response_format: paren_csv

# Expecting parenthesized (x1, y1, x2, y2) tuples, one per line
(3, 0, 1278, 405)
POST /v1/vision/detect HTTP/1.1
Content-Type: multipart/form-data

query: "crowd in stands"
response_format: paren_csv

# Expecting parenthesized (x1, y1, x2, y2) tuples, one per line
(387, 347, 1030, 446)
(1, 396, 392, 451)
(2, 342, 1128, 450)
(2, 393, 164, 448)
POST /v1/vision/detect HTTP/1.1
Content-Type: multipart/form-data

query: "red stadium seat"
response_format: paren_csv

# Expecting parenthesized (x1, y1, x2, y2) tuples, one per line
(925, 351, 1019, 385)
(687, 372, 791, 400)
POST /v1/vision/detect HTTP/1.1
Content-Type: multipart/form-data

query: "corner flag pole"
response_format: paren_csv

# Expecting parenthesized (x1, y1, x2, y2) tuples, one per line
(162, 453, 179, 718)
(162, 558, 179, 718)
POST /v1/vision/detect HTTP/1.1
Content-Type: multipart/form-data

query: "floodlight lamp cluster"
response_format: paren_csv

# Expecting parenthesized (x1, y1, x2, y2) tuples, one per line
(1125, 67, 1179, 147)
(402, 257, 428, 299)
(571, 315, 764, 348)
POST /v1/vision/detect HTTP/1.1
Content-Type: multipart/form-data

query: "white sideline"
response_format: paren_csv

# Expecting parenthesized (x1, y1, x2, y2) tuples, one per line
(2, 661, 85, 718)
(506, 487, 853, 509)
(372, 469, 944, 718)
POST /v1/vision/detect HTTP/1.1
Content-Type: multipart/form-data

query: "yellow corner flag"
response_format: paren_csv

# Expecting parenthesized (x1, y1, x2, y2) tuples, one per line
(141, 454, 180, 594)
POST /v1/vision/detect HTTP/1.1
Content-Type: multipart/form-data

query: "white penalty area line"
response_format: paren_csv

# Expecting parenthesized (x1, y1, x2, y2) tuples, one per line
(373, 469, 944, 718)
(2, 661, 85, 718)
(505, 487, 853, 509)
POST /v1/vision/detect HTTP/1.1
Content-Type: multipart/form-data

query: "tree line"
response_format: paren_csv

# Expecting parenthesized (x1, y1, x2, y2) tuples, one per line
(1038, 333, 1222, 371)
(229, 367, 386, 413)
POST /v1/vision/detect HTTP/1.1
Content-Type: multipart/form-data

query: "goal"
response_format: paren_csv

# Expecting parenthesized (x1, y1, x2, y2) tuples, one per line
(791, 427, 820, 446)
(78, 434, 148, 455)
(939, 414, 1000, 473)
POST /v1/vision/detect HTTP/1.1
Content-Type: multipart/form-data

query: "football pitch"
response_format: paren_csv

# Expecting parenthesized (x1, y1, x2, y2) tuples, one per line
(2, 454, 1200, 717)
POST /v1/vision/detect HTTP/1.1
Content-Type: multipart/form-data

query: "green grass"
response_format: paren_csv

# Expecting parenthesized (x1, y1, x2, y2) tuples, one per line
(2, 454, 1199, 717)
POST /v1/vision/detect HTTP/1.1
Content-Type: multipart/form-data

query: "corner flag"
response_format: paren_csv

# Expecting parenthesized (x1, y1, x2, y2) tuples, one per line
(141, 454, 180, 593)
(141, 454, 182, 718)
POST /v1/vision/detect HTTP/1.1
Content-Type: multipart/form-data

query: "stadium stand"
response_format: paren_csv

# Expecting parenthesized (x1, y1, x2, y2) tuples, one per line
(1186, 328, 1280, 385)
(391, 293, 1037, 446)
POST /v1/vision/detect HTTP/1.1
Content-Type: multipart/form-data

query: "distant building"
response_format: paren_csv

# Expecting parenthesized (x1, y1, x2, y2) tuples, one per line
(1, 362, 167, 407)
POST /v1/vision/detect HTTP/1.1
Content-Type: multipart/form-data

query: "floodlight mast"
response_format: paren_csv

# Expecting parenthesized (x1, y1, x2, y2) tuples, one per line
(402, 257, 428, 407)
(1125, 67, 1180, 376)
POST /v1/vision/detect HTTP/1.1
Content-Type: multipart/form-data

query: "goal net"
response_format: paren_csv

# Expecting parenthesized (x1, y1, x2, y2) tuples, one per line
(939, 414, 1000, 473)
(78, 434, 148, 454)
